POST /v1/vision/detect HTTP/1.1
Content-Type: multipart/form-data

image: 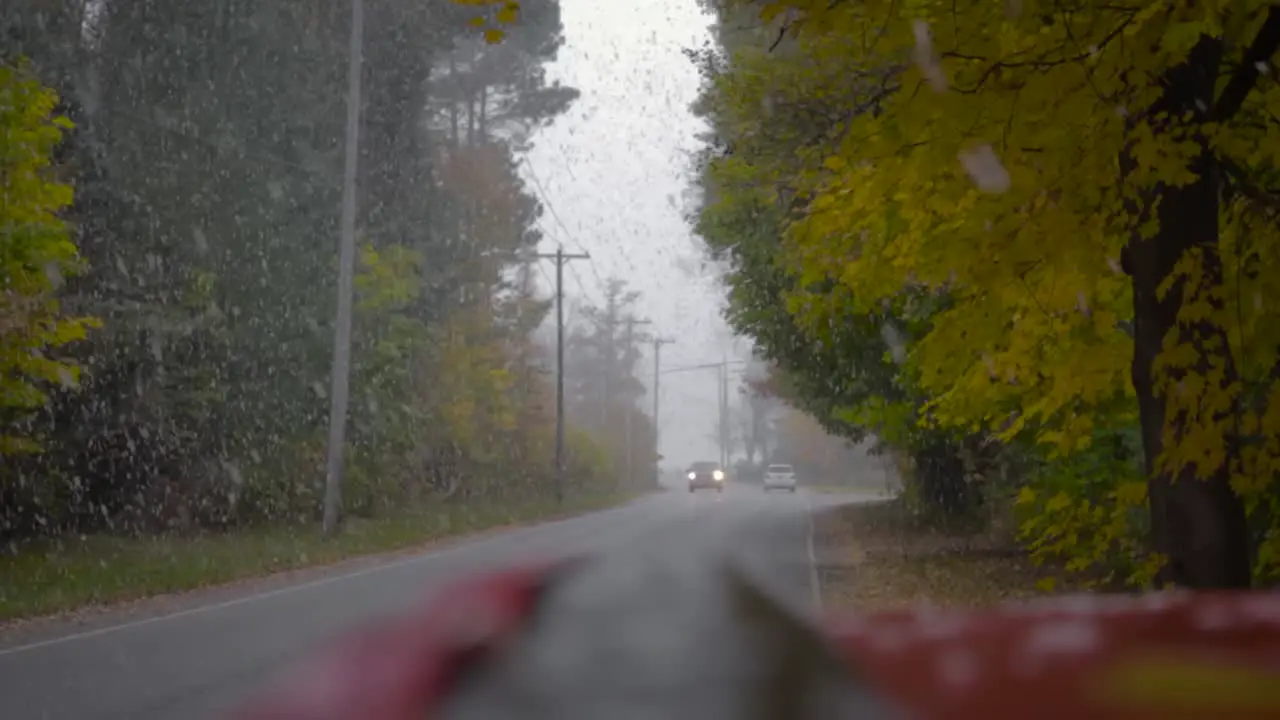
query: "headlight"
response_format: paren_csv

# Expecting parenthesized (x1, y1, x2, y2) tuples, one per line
(688, 472, 696, 480)
(713, 470, 724, 480)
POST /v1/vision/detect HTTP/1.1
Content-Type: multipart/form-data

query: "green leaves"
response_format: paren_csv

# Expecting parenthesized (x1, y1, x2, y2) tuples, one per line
(693, 0, 1280, 586)
(0, 61, 97, 453)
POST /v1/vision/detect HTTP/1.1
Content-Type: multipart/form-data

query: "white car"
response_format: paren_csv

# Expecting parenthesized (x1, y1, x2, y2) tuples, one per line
(763, 463, 797, 493)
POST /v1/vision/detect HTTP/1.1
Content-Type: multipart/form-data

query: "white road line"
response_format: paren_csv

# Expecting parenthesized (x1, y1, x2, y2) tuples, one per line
(805, 492, 822, 613)
(0, 540, 477, 658)
(0, 497, 662, 658)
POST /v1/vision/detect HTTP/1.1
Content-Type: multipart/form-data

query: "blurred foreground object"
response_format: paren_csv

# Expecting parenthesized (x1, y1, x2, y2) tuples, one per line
(236, 554, 1280, 720)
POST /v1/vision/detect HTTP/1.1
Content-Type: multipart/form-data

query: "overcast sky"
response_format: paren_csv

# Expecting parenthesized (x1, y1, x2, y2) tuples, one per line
(520, 0, 751, 469)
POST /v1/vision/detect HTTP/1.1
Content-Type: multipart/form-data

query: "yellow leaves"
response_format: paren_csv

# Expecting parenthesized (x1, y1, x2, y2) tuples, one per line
(1013, 434, 1156, 589)
(424, 305, 530, 457)
(0, 60, 97, 455)
(450, 0, 519, 44)
(759, 2, 788, 24)
(0, 435, 42, 455)
(1045, 491, 1072, 513)
(1114, 480, 1147, 507)
(706, 0, 1280, 586)
(355, 243, 423, 312)
(1160, 21, 1211, 57)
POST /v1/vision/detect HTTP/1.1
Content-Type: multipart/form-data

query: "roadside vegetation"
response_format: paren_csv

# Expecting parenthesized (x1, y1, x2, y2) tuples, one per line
(814, 499, 1048, 611)
(0, 490, 635, 622)
(683, 0, 1280, 594)
(2, 2, 664, 621)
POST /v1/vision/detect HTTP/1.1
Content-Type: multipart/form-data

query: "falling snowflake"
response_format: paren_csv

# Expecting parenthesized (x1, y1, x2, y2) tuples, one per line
(43, 262, 64, 288)
(880, 324, 907, 365)
(912, 21, 948, 93)
(958, 144, 1010, 193)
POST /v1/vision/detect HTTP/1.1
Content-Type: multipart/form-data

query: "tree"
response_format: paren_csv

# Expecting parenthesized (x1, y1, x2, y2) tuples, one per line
(694, 0, 1280, 587)
(0, 0, 607, 542)
(561, 277, 661, 490)
(435, 0, 578, 149)
(0, 61, 97, 455)
(688, 4, 981, 519)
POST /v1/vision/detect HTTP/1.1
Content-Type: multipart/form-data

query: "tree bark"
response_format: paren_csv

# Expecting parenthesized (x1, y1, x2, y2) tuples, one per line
(910, 437, 969, 517)
(1121, 34, 1250, 589)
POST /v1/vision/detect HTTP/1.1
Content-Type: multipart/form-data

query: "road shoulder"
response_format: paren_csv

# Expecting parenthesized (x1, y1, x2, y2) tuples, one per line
(0, 491, 657, 648)
(810, 499, 1045, 611)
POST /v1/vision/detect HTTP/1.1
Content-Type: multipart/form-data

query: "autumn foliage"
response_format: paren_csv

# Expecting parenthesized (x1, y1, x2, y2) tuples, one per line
(0, 63, 98, 456)
(1, 1, 647, 546)
(688, 0, 1280, 589)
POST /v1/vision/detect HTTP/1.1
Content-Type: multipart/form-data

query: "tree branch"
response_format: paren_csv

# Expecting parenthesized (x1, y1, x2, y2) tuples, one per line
(1214, 5, 1280, 121)
(949, 12, 1135, 95)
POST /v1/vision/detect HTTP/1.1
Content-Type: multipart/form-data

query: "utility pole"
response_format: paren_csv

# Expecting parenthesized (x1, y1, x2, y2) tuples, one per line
(656, 358, 745, 471)
(322, 0, 364, 538)
(720, 354, 730, 469)
(622, 317, 651, 488)
(536, 247, 590, 504)
(651, 337, 674, 487)
(717, 358, 725, 469)
(600, 321, 612, 427)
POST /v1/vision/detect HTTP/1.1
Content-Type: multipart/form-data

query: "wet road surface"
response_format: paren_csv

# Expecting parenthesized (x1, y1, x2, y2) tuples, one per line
(0, 484, 873, 720)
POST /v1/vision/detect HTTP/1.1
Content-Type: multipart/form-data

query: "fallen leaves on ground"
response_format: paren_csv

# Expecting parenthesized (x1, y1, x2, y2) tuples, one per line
(814, 500, 1047, 611)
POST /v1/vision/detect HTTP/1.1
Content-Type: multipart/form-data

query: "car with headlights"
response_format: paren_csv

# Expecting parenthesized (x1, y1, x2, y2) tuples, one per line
(763, 463, 797, 493)
(686, 461, 725, 492)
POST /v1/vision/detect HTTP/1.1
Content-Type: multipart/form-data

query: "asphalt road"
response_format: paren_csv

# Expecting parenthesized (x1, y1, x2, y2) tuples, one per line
(0, 484, 862, 720)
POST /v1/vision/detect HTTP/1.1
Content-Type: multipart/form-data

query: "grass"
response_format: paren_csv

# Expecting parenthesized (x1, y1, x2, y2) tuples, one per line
(0, 490, 644, 623)
(813, 499, 1050, 611)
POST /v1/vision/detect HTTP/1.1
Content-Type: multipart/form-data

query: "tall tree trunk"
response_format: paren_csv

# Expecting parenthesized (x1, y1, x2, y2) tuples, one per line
(449, 53, 459, 149)
(466, 62, 476, 146)
(910, 436, 968, 518)
(1122, 34, 1250, 589)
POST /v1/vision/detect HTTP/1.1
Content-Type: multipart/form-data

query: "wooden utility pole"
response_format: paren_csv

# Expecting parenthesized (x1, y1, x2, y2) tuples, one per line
(622, 317, 651, 488)
(656, 358, 746, 471)
(720, 354, 735, 470)
(719, 356, 728, 469)
(537, 247, 590, 504)
(651, 336, 674, 486)
(322, 0, 364, 537)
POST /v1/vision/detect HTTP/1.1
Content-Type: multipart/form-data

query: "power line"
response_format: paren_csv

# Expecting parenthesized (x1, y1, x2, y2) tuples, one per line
(533, 223, 596, 304)
(565, 261, 594, 300)
(661, 359, 748, 375)
(522, 156, 610, 293)
(529, 219, 596, 303)
(535, 247, 591, 506)
(523, 156, 584, 254)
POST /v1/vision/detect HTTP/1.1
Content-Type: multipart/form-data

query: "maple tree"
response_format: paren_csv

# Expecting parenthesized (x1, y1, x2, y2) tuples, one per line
(0, 61, 97, 455)
(691, 0, 1280, 588)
